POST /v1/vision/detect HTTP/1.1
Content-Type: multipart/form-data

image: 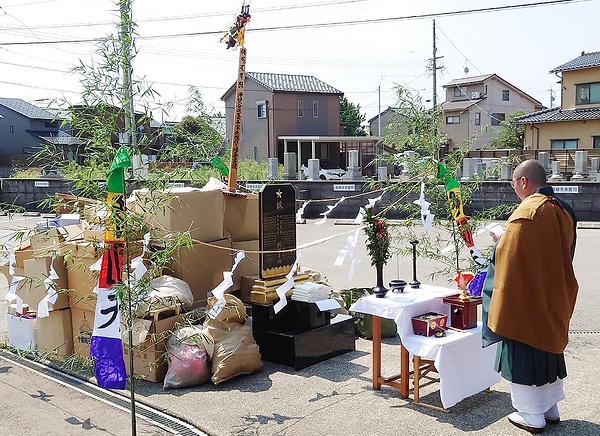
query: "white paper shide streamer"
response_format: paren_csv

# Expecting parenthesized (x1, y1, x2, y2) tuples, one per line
(315, 197, 345, 225)
(37, 260, 60, 318)
(273, 255, 301, 314)
(296, 200, 310, 223)
(207, 251, 246, 319)
(334, 229, 361, 281)
(413, 181, 434, 231)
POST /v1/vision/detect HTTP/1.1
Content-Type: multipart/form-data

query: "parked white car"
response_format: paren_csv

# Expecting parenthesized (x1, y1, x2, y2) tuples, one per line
(301, 165, 346, 180)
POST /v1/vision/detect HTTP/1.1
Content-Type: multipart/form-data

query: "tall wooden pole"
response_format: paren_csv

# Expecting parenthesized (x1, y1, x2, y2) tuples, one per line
(228, 46, 247, 192)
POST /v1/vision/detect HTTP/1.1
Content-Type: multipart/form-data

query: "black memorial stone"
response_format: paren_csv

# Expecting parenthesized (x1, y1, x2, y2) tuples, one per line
(252, 300, 330, 334)
(259, 184, 296, 279)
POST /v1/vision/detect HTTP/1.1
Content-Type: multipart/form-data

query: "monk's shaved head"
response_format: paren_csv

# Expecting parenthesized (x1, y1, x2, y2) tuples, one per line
(514, 159, 547, 189)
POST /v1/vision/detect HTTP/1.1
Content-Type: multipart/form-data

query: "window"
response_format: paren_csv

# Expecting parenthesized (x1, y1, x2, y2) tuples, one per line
(475, 113, 481, 126)
(298, 99, 304, 117)
(576, 83, 600, 105)
(593, 136, 600, 149)
(453, 87, 465, 97)
(241, 120, 245, 135)
(312, 100, 318, 118)
(502, 90, 510, 101)
(446, 116, 460, 124)
(257, 102, 267, 118)
(491, 113, 505, 126)
(551, 139, 578, 150)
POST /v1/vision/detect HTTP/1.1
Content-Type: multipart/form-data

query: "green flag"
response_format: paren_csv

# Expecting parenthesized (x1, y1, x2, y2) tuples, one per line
(211, 156, 229, 176)
(436, 162, 460, 191)
(107, 147, 132, 194)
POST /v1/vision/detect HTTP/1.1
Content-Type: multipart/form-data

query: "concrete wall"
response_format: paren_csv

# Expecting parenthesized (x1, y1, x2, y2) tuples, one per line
(3, 178, 600, 221)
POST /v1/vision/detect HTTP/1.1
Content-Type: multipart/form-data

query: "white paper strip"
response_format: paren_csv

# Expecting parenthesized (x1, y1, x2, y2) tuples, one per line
(296, 200, 310, 223)
(273, 255, 301, 314)
(413, 181, 434, 231)
(6, 276, 25, 314)
(315, 197, 345, 225)
(207, 251, 246, 319)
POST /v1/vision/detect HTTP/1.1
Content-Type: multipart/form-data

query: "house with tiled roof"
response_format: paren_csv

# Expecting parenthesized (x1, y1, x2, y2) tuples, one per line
(515, 51, 600, 154)
(440, 74, 543, 150)
(221, 72, 344, 166)
(0, 98, 79, 175)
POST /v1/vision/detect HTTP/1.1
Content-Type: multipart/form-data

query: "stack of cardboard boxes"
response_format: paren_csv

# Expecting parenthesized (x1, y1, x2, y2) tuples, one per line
(3, 187, 264, 382)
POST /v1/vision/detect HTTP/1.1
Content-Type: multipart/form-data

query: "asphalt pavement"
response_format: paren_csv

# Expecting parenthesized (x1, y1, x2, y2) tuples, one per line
(0, 214, 599, 435)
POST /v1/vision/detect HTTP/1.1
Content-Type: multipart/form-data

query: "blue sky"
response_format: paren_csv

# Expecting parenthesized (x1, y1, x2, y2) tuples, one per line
(1, 0, 598, 123)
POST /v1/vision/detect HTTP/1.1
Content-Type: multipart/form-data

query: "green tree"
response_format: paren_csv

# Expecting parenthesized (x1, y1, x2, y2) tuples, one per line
(488, 110, 526, 149)
(340, 96, 366, 136)
(160, 86, 224, 162)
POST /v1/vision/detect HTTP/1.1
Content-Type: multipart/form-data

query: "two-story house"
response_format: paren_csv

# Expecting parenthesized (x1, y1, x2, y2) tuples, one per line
(440, 74, 543, 150)
(221, 72, 343, 165)
(0, 98, 80, 176)
(515, 51, 600, 154)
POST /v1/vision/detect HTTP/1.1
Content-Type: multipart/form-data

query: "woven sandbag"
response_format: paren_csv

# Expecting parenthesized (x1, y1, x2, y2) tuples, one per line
(206, 294, 247, 323)
(202, 319, 263, 385)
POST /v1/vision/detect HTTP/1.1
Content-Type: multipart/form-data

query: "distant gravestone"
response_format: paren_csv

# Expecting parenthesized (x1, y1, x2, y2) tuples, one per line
(259, 184, 297, 279)
(283, 152, 297, 180)
(572, 150, 588, 180)
(590, 157, 599, 181)
(538, 152, 550, 172)
(550, 160, 563, 181)
(500, 163, 511, 180)
(460, 158, 475, 181)
(307, 159, 320, 181)
(268, 158, 279, 180)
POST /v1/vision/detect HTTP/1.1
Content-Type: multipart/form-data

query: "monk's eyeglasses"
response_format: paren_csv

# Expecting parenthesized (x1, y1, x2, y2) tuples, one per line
(510, 176, 528, 188)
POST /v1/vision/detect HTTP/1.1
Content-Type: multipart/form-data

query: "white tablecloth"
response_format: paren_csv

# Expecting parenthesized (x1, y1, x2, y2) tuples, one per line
(350, 285, 501, 408)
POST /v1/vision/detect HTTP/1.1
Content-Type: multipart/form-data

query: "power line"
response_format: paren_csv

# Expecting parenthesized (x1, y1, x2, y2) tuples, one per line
(0, 0, 594, 46)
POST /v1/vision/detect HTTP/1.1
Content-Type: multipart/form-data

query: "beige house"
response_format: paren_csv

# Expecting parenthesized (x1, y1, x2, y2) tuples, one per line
(516, 51, 600, 153)
(221, 72, 343, 165)
(440, 74, 543, 150)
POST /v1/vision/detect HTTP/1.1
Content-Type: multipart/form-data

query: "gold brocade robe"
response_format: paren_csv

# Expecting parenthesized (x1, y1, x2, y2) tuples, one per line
(487, 193, 578, 354)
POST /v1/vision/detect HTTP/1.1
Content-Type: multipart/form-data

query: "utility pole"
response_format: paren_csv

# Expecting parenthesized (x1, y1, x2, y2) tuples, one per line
(429, 20, 444, 110)
(549, 88, 556, 108)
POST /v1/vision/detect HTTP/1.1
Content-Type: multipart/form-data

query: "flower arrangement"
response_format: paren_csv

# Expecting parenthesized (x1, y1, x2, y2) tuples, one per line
(363, 206, 391, 266)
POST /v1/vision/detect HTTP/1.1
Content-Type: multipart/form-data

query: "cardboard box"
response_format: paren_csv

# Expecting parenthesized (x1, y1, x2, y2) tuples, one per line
(136, 188, 224, 242)
(30, 228, 64, 257)
(71, 307, 94, 358)
(13, 241, 33, 268)
(22, 256, 69, 311)
(66, 256, 100, 311)
(240, 275, 258, 303)
(232, 240, 259, 291)
(122, 313, 183, 382)
(168, 237, 232, 303)
(37, 308, 73, 355)
(64, 241, 104, 259)
(223, 193, 259, 242)
(57, 224, 85, 242)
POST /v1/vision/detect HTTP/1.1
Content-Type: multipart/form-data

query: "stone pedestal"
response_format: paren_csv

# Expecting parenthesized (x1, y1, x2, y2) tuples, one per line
(252, 302, 355, 370)
(283, 152, 297, 180)
(377, 166, 388, 181)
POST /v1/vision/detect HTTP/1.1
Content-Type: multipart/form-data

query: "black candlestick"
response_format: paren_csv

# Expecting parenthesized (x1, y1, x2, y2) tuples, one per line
(409, 239, 421, 288)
